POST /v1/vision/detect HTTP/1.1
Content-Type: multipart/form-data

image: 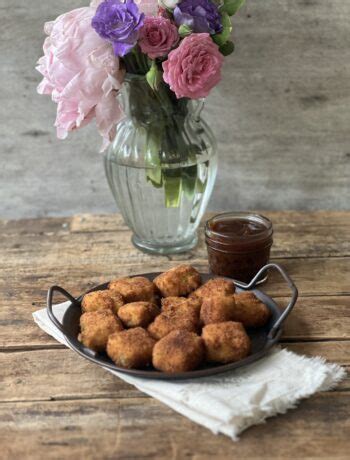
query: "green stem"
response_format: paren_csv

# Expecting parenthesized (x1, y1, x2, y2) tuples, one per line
(124, 75, 200, 208)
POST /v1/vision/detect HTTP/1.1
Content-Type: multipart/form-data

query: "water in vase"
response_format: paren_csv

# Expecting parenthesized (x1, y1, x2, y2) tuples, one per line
(106, 156, 217, 253)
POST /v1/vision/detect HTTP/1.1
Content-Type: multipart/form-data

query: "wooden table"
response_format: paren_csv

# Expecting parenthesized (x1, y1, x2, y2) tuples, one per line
(1, 211, 349, 459)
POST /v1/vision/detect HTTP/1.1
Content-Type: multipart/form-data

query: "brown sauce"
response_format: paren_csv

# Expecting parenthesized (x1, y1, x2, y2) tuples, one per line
(211, 218, 267, 239)
(205, 213, 273, 283)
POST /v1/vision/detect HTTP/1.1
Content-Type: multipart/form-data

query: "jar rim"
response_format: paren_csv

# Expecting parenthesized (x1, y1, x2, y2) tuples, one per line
(205, 212, 273, 243)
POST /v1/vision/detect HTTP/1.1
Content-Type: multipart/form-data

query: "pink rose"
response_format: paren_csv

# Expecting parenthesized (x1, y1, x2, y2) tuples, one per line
(139, 16, 179, 59)
(36, 7, 125, 150)
(162, 33, 224, 99)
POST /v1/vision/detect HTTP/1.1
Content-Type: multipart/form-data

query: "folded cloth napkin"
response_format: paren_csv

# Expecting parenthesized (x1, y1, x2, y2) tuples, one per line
(33, 302, 346, 440)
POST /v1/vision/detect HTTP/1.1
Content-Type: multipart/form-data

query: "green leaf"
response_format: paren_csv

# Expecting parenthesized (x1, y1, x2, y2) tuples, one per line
(145, 130, 162, 187)
(178, 24, 192, 38)
(219, 40, 235, 56)
(195, 177, 207, 194)
(163, 169, 182, 208)
(147, 170, 163, 188)
(146, 61, 162, 91)
(212, 12, 232, 47)
(182, 165, 198, 200)
(146, 164, 162, 188)
(221, 0, 246, 16)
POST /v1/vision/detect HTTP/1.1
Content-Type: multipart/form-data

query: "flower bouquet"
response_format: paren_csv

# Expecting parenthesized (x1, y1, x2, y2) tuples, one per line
(37, 0, 245, 254)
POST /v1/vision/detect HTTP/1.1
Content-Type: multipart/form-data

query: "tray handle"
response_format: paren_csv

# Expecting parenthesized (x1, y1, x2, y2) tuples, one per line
(46, 285, 78, 334)
(46, 285, 99, 358)
(234, 263, 298, 340)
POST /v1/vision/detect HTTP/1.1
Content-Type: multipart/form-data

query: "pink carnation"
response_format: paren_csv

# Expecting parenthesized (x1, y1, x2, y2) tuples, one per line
(36, 6, 125, 150)
(162, 33, 224, 99)
(139, 16, 179, 59)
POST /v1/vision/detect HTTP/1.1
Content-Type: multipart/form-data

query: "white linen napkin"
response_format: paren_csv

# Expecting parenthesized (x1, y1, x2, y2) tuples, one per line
(33, 302, 346, 440)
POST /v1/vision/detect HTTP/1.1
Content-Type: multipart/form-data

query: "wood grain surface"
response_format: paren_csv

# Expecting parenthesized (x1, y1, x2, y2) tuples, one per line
(1, 211, 349, 459)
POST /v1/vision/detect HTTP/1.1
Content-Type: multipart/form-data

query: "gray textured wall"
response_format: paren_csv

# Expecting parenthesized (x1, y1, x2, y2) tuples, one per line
(0, 0, 349, 219)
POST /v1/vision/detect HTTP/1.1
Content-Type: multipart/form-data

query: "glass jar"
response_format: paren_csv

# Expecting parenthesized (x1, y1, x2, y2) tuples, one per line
(205, 212, 273, 283)
(104, 74, 218, 254)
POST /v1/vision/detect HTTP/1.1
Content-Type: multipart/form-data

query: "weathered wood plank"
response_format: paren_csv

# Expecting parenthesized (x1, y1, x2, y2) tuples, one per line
(282, 296, 350, 341)
(1, 393, 350, 459)
(68, 211, 350, 233)
(284, 342, 350, 368)
(2, 211, 348, 232)
(1, 341, 348, 403)
(0, 348, 139, 403)
(69, 211, 350, 258)
(1, 212, 349, 258)
(1, 256, 349, 299)
(1, 213, 350, 297)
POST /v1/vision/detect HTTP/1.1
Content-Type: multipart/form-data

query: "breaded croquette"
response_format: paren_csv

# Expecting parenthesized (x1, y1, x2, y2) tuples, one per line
(78, 266, 272, 373)
(233, 292, 272, 328)
(79, 309, 123, 352)
(117, 301, 160, 328)
(190, 278, 235, 300)
(109, 276, 156, 303)
(81, 289, 124, 315)
(161, 296, 188, 309)
(161, 296, 202, 315)
(202, 321, 251, 364)
(200, 295, 236, 325)
(107, 328, 155, 369)
(148, 304, 199, 340)
(153, 264, 201, 297)
(153, 330, 205, 373)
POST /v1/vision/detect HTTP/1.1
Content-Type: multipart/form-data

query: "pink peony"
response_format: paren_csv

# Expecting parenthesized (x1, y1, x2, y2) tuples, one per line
(139, 16, 179, 59)
(36, 6, 125, 150)
(135, 0, 159, 15)
(162, 33, 224, 99)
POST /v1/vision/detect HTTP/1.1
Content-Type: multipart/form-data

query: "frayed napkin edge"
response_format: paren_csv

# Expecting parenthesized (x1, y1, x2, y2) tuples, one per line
(225, 351, 347, 439)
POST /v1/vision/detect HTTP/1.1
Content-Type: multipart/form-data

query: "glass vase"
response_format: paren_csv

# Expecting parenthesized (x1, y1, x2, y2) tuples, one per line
(104, 74, 218, 255)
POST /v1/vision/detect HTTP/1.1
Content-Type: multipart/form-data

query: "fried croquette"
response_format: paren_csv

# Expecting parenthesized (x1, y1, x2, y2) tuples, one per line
(81, 289, 124, 315)
(153, 330, 205, 373)
(148, 304, 199, 340)
(190, 278, 235, 300)
(233, 292, 272, 328)
(107, 327, 155, 369)
(77, 268, 271, 372)
(117, 301, 160, 328)
(161, 296, 202, 315)
(200, 295, 236, 325)
(109, 276, 156, 303)
(153, 264, 201, 297)
(202, 321, 251, 364)
(79, 309, 123, 352)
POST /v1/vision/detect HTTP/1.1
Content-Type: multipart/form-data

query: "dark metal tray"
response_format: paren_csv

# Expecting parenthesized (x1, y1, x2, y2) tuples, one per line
(47, 263, 298, 380)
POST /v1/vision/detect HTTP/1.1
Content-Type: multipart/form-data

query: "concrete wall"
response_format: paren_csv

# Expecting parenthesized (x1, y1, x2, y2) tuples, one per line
(0, 0, 349, 219)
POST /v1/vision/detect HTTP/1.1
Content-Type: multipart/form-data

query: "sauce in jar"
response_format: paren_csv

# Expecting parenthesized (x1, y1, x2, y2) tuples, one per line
(205, 213, 273, 283)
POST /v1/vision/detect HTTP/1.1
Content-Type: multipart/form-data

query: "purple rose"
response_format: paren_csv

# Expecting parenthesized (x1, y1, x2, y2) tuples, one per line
(174, 0, 222, 35)
(92, 0, 144, 57)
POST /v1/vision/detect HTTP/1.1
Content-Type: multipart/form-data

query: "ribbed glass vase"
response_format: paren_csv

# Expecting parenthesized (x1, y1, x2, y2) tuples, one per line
(104, 74, 218, 254)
